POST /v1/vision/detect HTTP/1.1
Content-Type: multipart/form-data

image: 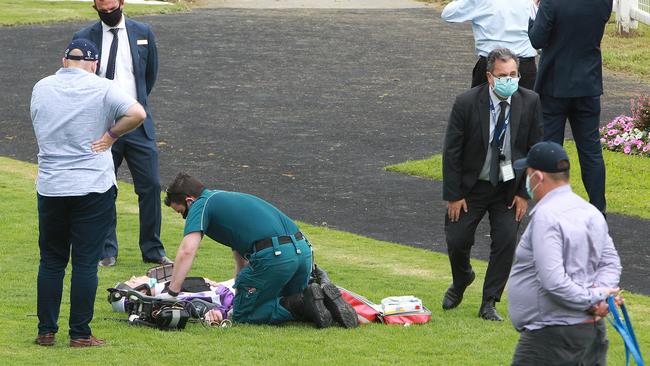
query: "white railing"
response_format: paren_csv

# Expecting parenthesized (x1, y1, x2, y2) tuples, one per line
(616, 0, 650, 33)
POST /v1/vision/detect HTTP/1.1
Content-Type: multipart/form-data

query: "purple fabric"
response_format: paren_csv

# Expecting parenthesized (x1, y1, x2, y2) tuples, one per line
(176, 284, 235, 319)
(217, 285, 234, 317)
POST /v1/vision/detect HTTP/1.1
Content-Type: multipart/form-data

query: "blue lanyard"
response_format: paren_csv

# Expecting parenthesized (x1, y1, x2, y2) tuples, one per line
(489, 98, 511, 150)
(607, 296, 645, 366)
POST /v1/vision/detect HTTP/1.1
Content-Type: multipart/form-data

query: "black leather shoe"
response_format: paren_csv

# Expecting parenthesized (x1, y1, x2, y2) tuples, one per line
(143, 256, 174, 265)
(442, 270, 475, 310)
(321, 283, 358, 328)
(478, 299, 503, 321)
(98, 257, 116, 267)
(302, 283, 333, 328)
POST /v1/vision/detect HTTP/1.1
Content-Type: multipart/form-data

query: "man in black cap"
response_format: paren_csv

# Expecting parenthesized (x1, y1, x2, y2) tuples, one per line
(508, 141, 621, 365)
(31, 39, 146, 347)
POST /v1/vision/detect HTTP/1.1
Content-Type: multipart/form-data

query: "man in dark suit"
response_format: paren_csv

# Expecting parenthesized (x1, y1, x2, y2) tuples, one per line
(529, 0, 612, 214)
(74, 0, 171, 266)
(442, 48, 543, 321)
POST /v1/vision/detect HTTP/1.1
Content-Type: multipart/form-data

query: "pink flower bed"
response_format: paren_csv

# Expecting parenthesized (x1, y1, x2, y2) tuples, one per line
(600, 96, 650, 156)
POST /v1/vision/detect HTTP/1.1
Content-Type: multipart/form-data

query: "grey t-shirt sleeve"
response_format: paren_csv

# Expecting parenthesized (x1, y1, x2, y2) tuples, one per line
(104, 83, 139, 122)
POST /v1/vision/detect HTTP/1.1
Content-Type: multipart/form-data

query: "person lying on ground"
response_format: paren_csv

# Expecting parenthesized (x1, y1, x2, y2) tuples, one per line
(110, 275, 234, 325)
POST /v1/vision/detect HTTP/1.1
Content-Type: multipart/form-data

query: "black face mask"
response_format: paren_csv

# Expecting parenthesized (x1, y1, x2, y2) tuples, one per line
(98, 6, 122, 27)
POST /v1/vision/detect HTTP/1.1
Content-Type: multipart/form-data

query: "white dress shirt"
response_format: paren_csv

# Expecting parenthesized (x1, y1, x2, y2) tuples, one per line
(478, 88, 512, 181)
(100, 16, 137, 100)
(441, 0, 538, 58)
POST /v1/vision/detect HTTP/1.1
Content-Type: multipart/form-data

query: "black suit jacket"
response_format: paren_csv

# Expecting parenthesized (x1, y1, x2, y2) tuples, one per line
(529, 0, 612, 98)
(442, 84, 543, 202)
(73, 18, 159, 140)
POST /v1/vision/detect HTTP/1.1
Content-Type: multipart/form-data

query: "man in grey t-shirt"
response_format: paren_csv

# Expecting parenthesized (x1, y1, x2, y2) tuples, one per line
(31, 39, 145, 348)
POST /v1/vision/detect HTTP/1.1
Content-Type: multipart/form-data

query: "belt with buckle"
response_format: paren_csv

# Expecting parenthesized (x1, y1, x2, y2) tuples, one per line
(253, 232, 304, 252)
(479, 56, 535, 62)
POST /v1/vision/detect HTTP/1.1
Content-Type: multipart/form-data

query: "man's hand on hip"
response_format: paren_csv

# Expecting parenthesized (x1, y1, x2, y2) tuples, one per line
(447, 199, 468, 222)
(91, 132, 117, 153)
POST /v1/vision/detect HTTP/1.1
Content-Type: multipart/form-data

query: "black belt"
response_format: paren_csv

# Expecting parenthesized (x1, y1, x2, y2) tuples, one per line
(479, 56, 535, 62)
(253, 232, 304, 252)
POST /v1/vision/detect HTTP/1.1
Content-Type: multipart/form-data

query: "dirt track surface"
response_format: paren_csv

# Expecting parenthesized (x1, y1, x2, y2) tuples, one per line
(1, 8, 649, 295)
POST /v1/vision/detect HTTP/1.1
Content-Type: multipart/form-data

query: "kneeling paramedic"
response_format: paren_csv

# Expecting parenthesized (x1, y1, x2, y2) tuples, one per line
(163, 173, 357, 327)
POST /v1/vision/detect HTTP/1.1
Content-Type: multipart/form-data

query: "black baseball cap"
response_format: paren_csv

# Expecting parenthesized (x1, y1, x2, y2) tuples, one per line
(513, 141, 570, 173)
(64, 39, 99, 61)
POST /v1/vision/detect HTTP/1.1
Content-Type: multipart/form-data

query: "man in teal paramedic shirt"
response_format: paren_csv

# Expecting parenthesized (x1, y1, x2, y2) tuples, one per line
(161, 172, 350, 326)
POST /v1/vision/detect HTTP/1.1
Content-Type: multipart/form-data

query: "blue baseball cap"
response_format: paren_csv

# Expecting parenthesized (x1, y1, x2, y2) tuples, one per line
(513, 141, 570, 173)
(64, 39, 99, 61)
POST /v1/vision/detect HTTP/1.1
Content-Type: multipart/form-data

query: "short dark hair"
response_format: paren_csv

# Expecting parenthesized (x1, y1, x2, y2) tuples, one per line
(164, 172, 205, 206)
(546, 160, 570, 182)
(486, 48, 519, 73)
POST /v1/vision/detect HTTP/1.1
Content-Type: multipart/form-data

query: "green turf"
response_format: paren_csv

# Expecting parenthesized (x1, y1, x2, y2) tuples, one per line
(1, 157, 649, 365)
(0, 0, 188, 26)
(602, 17, 650, 83)
(385, 140, 650, 219)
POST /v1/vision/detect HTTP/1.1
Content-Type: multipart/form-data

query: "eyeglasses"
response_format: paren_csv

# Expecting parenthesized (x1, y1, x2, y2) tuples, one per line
(491, 73, 520, 82)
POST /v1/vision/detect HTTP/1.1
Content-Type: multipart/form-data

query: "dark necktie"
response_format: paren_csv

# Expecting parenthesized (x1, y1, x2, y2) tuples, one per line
(489, 101, 508, 186)
(105, 28, 119, 80)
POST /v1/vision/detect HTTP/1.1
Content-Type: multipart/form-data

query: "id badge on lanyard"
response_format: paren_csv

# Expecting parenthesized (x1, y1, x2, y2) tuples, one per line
(500, 161, 515, 182)
(491, 99, 514, 182)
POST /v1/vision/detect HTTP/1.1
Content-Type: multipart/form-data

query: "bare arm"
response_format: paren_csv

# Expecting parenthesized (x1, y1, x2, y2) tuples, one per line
(91, 103, 146, 152)
(167, 232, 203, 293)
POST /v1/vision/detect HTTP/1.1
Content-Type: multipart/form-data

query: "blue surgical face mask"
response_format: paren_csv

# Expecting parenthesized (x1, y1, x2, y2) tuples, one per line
(492, 75, 520, 98)
(526, 172, 542, 200)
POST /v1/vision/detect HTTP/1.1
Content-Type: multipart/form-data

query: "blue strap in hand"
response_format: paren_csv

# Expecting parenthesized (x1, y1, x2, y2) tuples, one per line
(606, 296, 644, 366)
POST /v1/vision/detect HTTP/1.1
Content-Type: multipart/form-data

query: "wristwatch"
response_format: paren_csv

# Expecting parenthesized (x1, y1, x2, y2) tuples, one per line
(107, 129, 119, 139)
(167, 288, 179, 297)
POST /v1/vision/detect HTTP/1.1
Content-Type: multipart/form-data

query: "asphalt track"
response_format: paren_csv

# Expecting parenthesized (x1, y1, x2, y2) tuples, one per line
(1, 8, 649, 295)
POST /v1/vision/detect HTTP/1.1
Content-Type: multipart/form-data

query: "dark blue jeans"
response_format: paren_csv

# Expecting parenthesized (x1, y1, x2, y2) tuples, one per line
(540, 94, 606, 213)
(37, 186, 114, 339)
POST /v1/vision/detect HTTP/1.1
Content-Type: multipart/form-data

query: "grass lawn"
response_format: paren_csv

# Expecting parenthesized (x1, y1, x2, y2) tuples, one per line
(602, 20, 650, 82)
(418, 0, 451, 7)
(385, 140, 650, 220)
(1, 156, 648, 364)
(0, 0, 188, 26)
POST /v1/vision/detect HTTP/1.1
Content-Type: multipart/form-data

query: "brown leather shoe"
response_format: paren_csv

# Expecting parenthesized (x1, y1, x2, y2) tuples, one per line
(35, 333, 55, 346)
(69, 336, 106, 348)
